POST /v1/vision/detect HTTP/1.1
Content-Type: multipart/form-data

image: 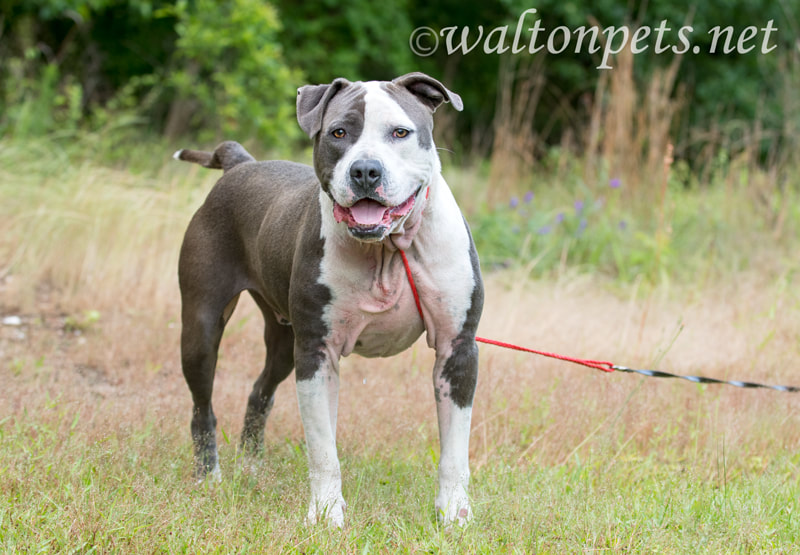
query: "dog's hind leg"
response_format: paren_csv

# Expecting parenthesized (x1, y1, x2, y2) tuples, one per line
(180, 291, 241, 481)
(240, 292, 296, 457)
(179, 218, 248, 481)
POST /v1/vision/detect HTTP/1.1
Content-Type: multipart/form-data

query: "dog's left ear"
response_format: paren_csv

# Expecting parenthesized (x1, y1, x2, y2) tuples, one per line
(297, 78, 352, 138)
(392, 72, 463, 113)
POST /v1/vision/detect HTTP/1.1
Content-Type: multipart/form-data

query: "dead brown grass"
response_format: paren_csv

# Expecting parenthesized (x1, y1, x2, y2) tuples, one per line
(3, 261, 799, 478)
(472, 269, 800, 468)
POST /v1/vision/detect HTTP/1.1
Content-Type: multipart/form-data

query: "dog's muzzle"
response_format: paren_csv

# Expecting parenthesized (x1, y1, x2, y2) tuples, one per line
(332, 190, 418, 241)
(331, 158, 422, 241)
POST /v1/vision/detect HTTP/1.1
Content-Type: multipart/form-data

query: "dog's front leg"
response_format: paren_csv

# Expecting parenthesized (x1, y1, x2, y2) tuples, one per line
(295, 351, 346, 527)
(433, 338, 478, 526)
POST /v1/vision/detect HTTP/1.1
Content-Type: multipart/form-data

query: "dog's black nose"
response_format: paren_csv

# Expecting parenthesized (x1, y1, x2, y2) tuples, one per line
(349, 159, 383, 191)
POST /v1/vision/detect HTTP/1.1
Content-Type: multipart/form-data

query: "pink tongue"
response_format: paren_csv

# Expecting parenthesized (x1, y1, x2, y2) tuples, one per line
(349, 199, 388, 225)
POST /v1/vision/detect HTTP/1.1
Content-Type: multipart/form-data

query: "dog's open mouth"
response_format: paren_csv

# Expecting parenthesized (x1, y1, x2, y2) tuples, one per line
(332, 191, 417, 238)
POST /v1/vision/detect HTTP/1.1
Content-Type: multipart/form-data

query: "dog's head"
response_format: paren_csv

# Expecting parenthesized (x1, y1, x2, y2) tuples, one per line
(297, 73, 462, 243)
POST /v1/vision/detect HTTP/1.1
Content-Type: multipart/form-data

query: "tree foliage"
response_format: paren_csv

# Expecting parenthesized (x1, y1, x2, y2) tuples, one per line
(162, 0, 301, 143)
(0, 0, 796, 163)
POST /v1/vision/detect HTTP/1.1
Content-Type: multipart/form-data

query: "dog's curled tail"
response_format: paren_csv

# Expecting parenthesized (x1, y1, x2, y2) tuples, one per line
(173, 141, 256, 172)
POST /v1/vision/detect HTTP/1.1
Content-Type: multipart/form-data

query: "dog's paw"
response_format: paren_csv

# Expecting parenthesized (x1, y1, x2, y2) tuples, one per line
(195, 461, 222, 486)
(435, 484, 472, 527)
(239, 454, 264, 476)
(306, 495, 347, 528)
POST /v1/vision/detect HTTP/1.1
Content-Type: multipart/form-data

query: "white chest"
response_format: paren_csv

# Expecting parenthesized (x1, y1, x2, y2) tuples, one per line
(320, 247, 424, 358)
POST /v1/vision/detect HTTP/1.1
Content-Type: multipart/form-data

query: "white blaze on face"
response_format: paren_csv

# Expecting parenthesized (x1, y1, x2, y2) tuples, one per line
(329, 81, 438, 210)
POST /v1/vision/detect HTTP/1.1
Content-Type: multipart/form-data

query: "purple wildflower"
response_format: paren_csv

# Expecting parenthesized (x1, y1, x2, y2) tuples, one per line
(523, 191, 534, 203)
(574, 200, 584, 214)
(537, 225, 552, 235)
(609, 177, 621, 189)
(577, 218, 587, 235)
(618, 220, 627, 231)
(555, 212, 565, 223)
(509, 196, 519, 209)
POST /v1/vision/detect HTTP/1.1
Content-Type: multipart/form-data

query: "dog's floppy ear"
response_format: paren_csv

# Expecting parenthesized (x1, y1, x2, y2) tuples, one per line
(392, 72, 463, 113)
(297, 78, 352, 138)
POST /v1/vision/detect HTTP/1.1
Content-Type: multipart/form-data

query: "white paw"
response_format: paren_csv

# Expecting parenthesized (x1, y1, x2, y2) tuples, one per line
(436, 485, 472, 527)
(306, 495, 347, 528)
(239, 454, 263, 476)
(196, 462, 222, 486)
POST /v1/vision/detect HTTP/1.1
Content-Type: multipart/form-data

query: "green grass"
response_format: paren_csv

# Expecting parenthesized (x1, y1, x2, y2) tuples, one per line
(460, 160, 800, 285)
(2, 133, 800, 552)
(3, 405, 800, 553)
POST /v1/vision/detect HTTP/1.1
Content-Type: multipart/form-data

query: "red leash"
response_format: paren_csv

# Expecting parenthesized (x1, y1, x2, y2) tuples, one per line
(468, 337, 614, 372)
(399, 250, 800, 391)
(398, 250, 615, 373)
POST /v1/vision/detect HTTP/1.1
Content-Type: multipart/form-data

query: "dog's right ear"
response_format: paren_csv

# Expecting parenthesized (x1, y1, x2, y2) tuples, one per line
(297, 78, 351, 138)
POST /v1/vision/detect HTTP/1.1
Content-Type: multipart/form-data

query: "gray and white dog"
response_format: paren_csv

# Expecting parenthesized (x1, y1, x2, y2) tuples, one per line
(175, 72, 483, 527)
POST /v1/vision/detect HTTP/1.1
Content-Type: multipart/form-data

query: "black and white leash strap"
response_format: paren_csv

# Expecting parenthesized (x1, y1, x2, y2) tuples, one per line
(610, 365, 800, 393)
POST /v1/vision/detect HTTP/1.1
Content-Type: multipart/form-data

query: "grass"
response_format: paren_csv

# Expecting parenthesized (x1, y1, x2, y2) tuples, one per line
(476, 45, 800, 287)
(2, 132, 800, 552)
(462, 155, 800, 286)
(3, 410, 800, 552)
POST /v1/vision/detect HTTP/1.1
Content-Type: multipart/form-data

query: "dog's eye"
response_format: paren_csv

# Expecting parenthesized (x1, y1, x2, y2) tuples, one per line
(392, 128, 410, 139)
(332, 128, 346, 139)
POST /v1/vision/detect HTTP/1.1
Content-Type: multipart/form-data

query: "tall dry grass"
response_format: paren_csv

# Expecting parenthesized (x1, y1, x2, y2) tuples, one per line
(585, 47, 683, 201)
(487, 45, 684, 203)
(0, 139, 216, 316)
(485, 42, 797, 235)
(487, 55, 547, 201)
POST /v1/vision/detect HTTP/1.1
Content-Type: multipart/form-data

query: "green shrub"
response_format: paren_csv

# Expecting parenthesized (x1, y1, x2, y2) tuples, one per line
(468, 162, 797, 285)
(158, 0, 302, 146)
